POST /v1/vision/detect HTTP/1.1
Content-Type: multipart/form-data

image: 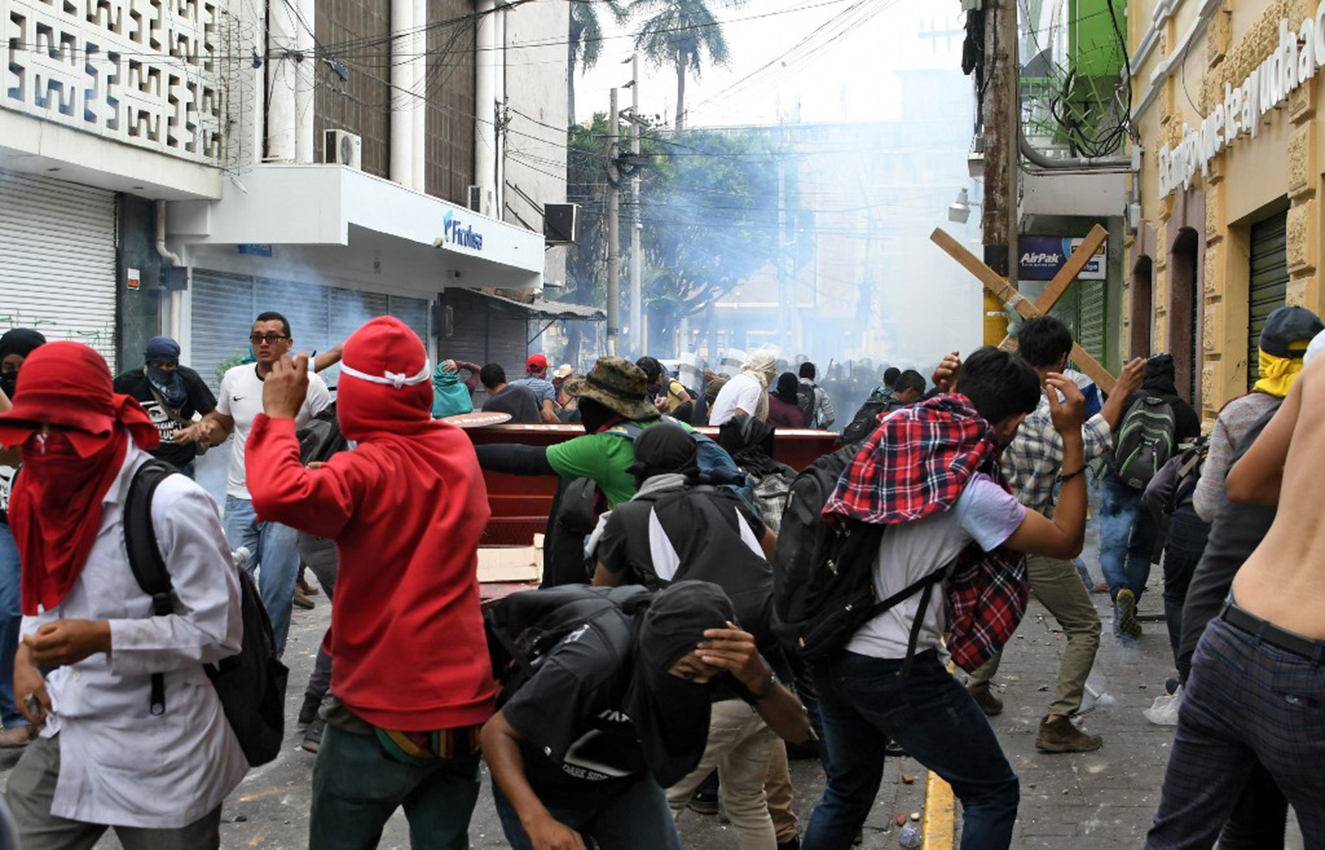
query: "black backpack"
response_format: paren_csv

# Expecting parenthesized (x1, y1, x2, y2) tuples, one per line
(297, 402, 347, 465)
(123, 460, 289, 767)
(541, 477, 603, 588)
(840, 394, 904, 447)
(772, 449, 947, 668)
(1111, 396, 1178, 489)
(485, 585, 652, 706)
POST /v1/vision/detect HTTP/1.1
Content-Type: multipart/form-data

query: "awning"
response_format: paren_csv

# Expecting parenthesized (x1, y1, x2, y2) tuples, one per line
(168, 164, 545, 292)
(448, 288, 605, 321)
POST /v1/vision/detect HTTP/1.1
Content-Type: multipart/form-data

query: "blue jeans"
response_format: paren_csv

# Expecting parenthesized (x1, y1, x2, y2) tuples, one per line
(0, 522, 28, 728)
(802, 650, 1019, 850)
(1098, 473, 1158, 601)
(222, 496, 300, 658)
(493, 777, 683, 850)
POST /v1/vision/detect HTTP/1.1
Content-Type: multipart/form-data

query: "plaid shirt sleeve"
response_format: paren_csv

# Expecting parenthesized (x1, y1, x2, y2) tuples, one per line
(1003, 401, 1113, 513)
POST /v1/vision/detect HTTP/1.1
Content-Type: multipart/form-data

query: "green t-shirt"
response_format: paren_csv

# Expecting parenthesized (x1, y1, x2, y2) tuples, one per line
(544, 418, 692, 507)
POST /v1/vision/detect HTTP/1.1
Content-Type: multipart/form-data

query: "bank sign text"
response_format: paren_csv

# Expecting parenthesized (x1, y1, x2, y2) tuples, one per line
(442, 210, 484, 251)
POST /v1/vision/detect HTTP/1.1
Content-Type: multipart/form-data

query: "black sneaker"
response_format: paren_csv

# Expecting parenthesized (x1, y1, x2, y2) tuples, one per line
(302, 716, 325, 754)
(687, 788, 720, 816)
(885, 739, 907, 757)
(298, 694, 321, 729)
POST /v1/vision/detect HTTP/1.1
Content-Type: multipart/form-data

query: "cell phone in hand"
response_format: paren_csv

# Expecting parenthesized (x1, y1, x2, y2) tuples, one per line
(24, 692, 45, 725)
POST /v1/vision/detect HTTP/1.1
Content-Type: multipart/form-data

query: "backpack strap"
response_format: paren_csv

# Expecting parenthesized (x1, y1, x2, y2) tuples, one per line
(123, 459, 180, 716)
(862, 565, 948, 677)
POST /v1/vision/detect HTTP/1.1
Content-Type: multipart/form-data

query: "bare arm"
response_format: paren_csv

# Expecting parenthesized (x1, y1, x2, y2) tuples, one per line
(1004, 375, 1088, 559)
(312, 344, 344, 373)
(590, 561, 625, 587)
(480, 713, 587, 850)
(539, 400, 559, 425)
(1226, 372, 1307, 505)
(1097, 358, 1146, 431)
(759, 527, 778, 562)
(697, 625, 810, 744)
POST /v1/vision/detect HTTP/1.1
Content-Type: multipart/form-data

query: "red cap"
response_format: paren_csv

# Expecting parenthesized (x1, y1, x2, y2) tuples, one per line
(526, 354, 548, 374)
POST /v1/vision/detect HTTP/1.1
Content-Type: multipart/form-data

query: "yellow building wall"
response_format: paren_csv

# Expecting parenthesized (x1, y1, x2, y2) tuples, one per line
(1128, 0, 1325, 417)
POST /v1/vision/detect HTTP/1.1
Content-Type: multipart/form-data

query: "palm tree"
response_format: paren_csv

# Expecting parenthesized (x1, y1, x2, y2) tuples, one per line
(568, 0, 627, 126)
(629, 0, 745, 132)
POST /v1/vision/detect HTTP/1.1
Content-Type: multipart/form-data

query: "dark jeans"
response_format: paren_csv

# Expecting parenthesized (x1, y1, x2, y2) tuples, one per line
(310, 724, 481, 850)
(493, 777, 683, 850)
(1160, 505, 1209, 665)
(298, 534, 338, 705)
(0, 522, 29, 728)
(1098, 473, 1158, 601)
(802, 650, 1019, 850)
(1145, 617, 1325, 849)
(791, 655, 830, 774)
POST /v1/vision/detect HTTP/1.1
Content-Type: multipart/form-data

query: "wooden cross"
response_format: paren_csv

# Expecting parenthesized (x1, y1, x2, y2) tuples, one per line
(930, 224, 1117, 394)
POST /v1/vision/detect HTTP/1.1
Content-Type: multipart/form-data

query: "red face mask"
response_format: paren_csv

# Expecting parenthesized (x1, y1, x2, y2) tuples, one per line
(11, 426, 128, 614)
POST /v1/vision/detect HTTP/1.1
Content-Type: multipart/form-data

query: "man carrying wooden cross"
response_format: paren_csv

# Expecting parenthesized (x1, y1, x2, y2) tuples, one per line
(930, 226, 1145, 752)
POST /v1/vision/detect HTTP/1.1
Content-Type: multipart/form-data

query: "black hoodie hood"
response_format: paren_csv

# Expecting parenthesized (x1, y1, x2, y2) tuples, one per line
(1140, 353, 1179, 396)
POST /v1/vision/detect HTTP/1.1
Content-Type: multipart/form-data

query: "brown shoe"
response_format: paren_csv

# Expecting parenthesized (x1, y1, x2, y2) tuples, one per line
(0, 725, 37, 748)
(293, 588, 316, 610)
(1036, 715, 1102, 753)
(297, 569, 319, 596)
(968, 683, 1004, 717)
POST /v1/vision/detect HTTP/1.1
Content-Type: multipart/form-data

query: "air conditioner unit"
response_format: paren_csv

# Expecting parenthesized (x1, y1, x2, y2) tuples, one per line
(544, 203, 580, 246)
(324, 130, 362, 170)
(467, 184, 492, 216)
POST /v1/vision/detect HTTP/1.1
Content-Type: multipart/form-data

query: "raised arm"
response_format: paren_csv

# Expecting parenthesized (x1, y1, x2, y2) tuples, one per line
(1004, 375, 1088, 559)
(1226, 367, 1309, 505)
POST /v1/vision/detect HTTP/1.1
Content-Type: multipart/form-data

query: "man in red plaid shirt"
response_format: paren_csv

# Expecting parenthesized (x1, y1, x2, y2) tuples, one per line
(801, 347, 1093, 850)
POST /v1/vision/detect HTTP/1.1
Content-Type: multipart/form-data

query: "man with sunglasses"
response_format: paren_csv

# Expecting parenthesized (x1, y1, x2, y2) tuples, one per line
(178, 312, 330, 657)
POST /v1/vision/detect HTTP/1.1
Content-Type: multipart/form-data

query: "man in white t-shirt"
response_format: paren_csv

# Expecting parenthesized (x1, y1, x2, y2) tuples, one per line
(801, 347, 1094, 850)
(709, 351, 776, 426)
(178, 312, 330, 657)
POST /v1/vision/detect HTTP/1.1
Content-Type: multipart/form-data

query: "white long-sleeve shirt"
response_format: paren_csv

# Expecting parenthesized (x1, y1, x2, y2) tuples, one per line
(21, 442, 247, 828)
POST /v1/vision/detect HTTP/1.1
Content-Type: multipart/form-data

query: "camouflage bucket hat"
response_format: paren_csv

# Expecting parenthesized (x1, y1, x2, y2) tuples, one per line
(565, 356, 660, 420)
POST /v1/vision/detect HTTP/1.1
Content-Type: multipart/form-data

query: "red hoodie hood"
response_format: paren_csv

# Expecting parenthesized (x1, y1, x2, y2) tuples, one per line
(336, 316, 434, 442)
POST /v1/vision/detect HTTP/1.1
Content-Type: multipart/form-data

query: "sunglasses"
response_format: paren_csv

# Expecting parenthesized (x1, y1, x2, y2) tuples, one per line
(249, 333, 290, 344)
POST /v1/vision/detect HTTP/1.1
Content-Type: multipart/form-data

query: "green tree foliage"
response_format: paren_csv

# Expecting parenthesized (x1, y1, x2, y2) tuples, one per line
(629, 0, 745, 132)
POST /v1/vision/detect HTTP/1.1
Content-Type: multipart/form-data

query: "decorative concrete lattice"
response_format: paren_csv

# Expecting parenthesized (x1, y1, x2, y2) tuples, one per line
(1, 0, 224, 164)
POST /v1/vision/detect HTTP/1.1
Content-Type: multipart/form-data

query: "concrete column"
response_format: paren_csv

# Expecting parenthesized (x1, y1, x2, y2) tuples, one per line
(295, 0, 315, 163)
(474, 0, 496, 211)
(266, 0, 299, 161)
(412, 0, 426, 191)
(390, 0, 414, 185)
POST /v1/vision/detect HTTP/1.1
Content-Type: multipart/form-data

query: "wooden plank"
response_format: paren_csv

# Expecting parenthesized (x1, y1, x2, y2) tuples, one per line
(1033, 224, 1109, 314)
(930, 226, 1117, 394)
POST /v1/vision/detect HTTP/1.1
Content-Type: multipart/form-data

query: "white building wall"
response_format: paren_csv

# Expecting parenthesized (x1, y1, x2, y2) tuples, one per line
(502, 0, 569, 290)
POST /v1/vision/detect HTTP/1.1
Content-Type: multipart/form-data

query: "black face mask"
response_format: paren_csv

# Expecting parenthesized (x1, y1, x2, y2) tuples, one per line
(579, 398, 616, 434)
(0, 372, 17, 399)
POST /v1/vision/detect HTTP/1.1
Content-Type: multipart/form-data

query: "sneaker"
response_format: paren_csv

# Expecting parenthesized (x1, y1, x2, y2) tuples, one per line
(968, 683, 1004, 717)
(777, 837, 801, 850)
(1035, 714, 1103, 753)
(0, 725, 36, 748)
(298, 694, 321, 729)
(885, 738, 907, 757)
(293, 587, 316, 610)
(687, 788, 720, 816)
(1114, 589, 1140, 638)
(302, 716, 325, 754)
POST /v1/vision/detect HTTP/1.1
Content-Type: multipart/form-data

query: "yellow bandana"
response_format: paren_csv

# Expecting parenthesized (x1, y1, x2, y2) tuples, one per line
(1252, 343, 1311, 397)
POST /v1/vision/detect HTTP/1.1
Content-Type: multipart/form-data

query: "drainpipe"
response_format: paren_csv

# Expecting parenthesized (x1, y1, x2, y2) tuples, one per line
(155, 201, 184, 338)
(390, 0, 414, 185)
(294, 0, 316, 163)
(474, 0, 497, 213)
(412, 0, 426, 191)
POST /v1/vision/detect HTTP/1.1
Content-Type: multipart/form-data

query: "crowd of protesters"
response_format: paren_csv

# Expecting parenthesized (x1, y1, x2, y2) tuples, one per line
(0, 303, 1320, 850)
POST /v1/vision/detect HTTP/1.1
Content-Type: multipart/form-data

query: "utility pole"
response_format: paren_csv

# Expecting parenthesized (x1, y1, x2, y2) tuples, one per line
(607, 87, 620, 356)
(629, 54, 643, 358)
(981, 0, 1019, 285)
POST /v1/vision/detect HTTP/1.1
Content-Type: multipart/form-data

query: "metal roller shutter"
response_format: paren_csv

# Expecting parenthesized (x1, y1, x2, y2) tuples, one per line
(254, 277, 331, 357)
(1248, 213, 1289, 389)
(191, 271, 256, 391)
(1078, 279, 1107, 366)
(389, 295, 431, 348)
(0, 169, 117, 366)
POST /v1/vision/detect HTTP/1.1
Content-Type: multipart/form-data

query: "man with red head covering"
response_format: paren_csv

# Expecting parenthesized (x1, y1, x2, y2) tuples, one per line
(245, 316, 496, 850)
(510, 353, 560, 423)
(0, 342, 246, 849)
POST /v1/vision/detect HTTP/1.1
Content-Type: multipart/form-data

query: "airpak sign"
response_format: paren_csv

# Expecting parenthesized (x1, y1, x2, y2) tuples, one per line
(1160, 4, 1325, 198)
(1018, 235, 1107, 281)
(440, 209, 484, 251)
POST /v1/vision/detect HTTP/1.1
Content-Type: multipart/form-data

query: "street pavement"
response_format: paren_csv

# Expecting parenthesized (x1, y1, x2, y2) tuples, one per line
(0, 521, 1306, 849)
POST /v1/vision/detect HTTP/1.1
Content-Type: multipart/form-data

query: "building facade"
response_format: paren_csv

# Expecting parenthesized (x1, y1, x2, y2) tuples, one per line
(0, 0, 569, 382)
(1128, 0, 1325, 417)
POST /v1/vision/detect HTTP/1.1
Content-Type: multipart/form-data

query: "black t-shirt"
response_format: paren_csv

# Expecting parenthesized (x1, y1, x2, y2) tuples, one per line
(500, 614, 647, 806)
(112, 367, 217, 466)
(482, 384, 542, 424)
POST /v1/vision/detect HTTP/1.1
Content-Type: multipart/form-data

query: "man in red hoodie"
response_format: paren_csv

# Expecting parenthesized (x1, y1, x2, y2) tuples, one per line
(245, 316, 495, 850)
